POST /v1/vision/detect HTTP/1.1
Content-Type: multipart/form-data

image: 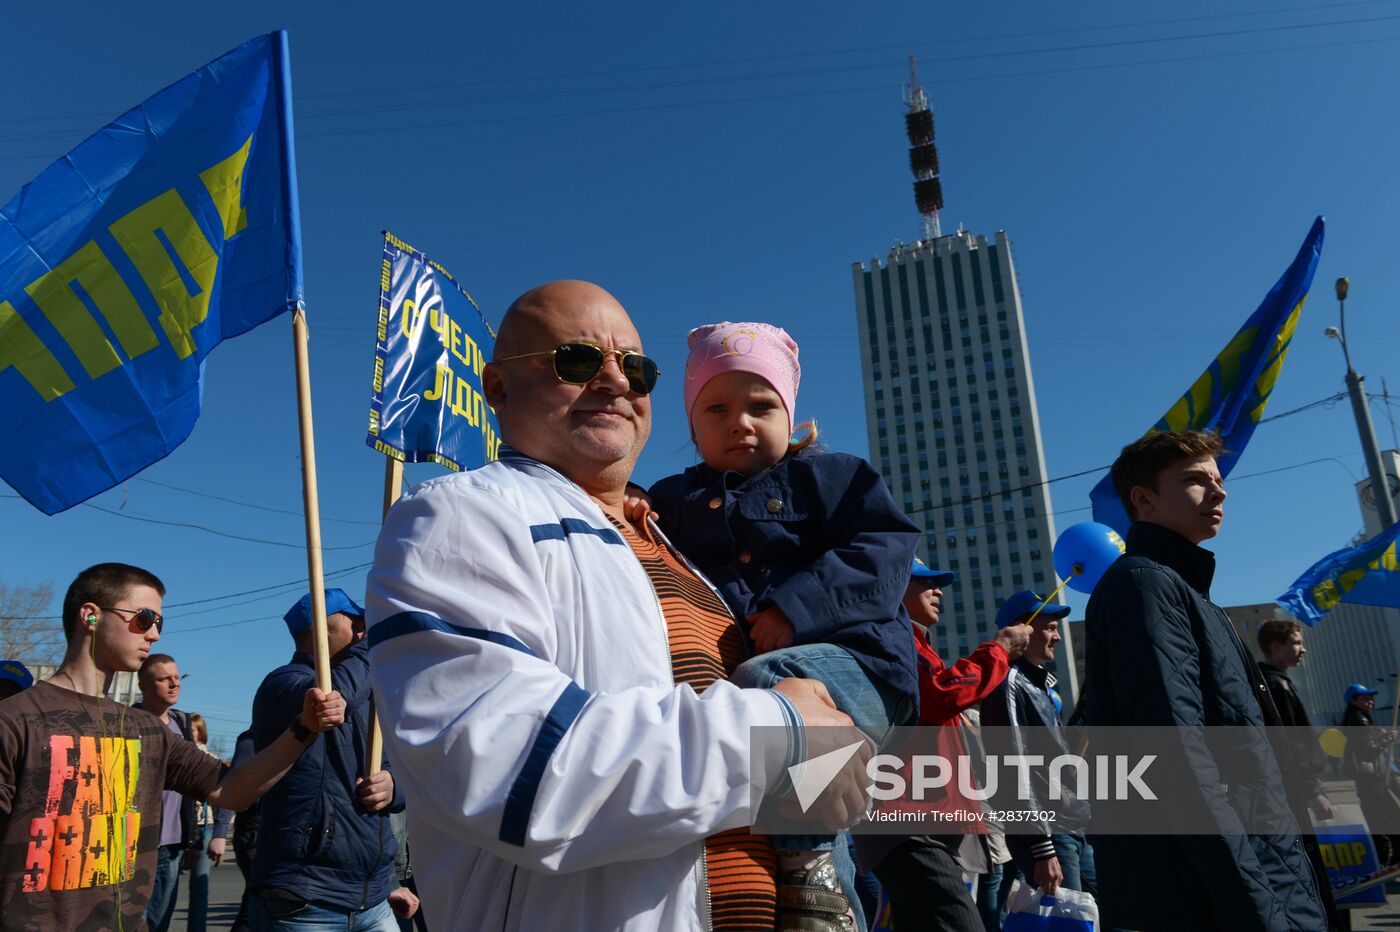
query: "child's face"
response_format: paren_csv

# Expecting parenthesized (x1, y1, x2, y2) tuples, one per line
(691, 370, 790, 476)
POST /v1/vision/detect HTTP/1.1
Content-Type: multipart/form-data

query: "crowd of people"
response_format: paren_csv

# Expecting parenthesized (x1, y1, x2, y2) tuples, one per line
(0, 279, 1397, 931)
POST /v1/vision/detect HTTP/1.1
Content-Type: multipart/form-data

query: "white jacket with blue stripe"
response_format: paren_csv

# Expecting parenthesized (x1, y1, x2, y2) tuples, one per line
(365, 453, 797, 931)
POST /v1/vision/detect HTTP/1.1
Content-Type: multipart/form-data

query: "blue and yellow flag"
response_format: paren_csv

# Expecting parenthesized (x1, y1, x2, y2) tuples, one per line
(1089, 217, 1325, 533)
(1277, 520, 1400, 625)
(366, 233, 501, 471)
(0, 32, 302, 514)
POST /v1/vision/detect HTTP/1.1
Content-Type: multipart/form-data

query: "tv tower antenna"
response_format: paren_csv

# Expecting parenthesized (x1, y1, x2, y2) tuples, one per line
(904, 55, 942, 241)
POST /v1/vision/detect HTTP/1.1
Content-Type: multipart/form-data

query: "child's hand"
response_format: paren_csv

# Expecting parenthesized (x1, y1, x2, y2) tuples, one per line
(623, 487, 655, 523)
(746, 606, 795, 654)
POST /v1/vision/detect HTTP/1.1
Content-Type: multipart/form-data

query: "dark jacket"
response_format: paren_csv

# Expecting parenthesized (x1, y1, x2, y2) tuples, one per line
(250, 638, 405, 912)
(1341, 704, 1389, 787)
(982, 658, 1091, 860)
(650, 448, 920, 708)
(132, 703, 202, 852)
(1082, 521, 1324, 932)
(214, 729, 256, 844)
(1258, 662, 1327, 806)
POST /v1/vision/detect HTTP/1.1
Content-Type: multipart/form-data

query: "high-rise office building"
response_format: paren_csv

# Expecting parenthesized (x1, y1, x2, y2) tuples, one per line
(852, 67, 1076, 699)
(852, 232, 1073, 697)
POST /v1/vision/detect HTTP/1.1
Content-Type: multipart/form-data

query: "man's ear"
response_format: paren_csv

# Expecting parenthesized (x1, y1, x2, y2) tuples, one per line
(1129, 484, 1154, 517)
(482, 362, 506, 410)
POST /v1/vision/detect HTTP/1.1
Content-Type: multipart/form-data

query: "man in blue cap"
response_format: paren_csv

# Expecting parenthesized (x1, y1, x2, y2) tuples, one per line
(0, 660, 33, 701)
(1342, 683, 1400, 866)
(860, 560, 1029, 932)
(982, 591, 1092, 899)
(248, 589, 409, 930)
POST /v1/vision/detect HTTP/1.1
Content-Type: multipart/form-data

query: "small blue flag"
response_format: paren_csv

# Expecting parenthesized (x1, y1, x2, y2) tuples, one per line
(0, 32, 303, 514)
(366, 233, 501, 471)
(1089, 217, 1325, 533)
(1277, 521, 1400, 625)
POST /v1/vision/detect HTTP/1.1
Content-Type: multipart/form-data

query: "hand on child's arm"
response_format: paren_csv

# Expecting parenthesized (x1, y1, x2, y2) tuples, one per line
(747, 606, 795, 654)
(623, 488, 655, 523)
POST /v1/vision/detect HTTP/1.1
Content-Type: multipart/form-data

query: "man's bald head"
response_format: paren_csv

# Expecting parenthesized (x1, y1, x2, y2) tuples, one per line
(484, 280, 650, 500)
(494, 281, 633, 360)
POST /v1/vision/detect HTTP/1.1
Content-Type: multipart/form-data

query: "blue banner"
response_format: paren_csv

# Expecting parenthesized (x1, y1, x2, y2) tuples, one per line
(1316, 816, 1387, 907)
(0, 32, 303, 514)
(367, 233, 500, 471)
(1277, 520, 1400, 625)
(1089, 218, 1325, 533)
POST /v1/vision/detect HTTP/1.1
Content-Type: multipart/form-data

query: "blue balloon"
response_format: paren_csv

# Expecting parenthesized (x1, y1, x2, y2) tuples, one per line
(1054, 522, 1127, 594)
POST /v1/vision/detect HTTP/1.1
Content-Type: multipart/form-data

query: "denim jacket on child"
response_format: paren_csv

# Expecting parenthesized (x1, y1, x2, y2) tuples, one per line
(649, 447, 920, 707)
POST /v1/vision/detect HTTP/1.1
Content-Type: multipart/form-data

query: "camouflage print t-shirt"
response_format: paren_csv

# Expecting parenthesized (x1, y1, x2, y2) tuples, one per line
(0, 680, 224, 931)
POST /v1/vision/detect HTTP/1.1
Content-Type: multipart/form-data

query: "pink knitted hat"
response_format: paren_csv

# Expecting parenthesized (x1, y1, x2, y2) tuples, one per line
(683, 322, 801, 435)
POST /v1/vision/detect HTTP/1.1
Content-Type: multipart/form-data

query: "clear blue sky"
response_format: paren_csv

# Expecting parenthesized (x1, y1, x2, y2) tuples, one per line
(3, 1, 1399, 751)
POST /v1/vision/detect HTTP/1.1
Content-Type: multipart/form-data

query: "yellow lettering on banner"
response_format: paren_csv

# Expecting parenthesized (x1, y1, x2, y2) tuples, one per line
(198, 134, 252, 241)
(429, 308, 448, 344)
(399, 298, 425, 341)
(380, 258, 391, 293)
(449, 318, 465, 367)
(0, 301, 77, 402)
(452, 377, 481, 426)
(423, 363, 448, 401)
(373, 356, 384, 393)
(1313, 579, 1341, 612)
(1378, 542, 1398, 572)
(1319, 843, 1338, 871)
(25, 242, 158, 378)
(462, 331, 485, 375)
(1250, 302, 1302, 423)
(109, 189, 219, 360)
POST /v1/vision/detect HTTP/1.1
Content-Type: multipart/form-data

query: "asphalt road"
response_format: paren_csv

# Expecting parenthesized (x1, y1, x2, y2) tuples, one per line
(166, 860, 245, 931)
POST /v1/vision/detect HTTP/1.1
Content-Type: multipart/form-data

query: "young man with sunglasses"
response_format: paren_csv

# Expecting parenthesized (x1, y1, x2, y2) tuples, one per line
(367, 280, 868, 931)
(0, 562, 346, 931)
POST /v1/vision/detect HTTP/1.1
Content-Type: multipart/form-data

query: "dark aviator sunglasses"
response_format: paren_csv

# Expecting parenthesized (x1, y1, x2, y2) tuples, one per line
(99, 605, 164, 635)
(494, 341, 660, 395)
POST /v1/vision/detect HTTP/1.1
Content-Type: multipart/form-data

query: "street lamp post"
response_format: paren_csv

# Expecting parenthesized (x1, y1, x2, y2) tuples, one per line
(1325, 277, 1398, 530)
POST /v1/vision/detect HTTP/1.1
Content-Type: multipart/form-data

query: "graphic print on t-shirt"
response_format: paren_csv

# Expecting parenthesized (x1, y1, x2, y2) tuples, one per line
(22, 735, 141, 893)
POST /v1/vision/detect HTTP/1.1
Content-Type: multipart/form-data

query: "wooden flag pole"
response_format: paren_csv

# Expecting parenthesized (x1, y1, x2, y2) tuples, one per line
(292, 308, 332, 695)
(366, 457, 404, 774)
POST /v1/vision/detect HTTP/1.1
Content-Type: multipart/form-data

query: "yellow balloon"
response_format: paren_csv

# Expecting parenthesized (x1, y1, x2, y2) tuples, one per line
(1319, 728, 1347, 759)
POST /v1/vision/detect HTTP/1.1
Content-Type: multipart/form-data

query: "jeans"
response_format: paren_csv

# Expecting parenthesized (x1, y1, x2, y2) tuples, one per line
(733, 643, 913, 932)
(1051, 834, 1096, 897)
(848, 835, 881, 931)
(146, 842, 183, 932)
(977, 860, 1003, 932)
(251, 894, 399, 932)
(187, 823, 212, 932)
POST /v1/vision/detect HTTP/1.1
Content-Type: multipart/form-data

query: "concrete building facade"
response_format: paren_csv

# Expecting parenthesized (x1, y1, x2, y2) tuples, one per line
(853, 229, 1076, 700)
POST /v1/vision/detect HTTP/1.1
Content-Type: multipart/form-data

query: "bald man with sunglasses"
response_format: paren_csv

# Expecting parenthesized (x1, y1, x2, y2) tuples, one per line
(367, 281, 868, 932)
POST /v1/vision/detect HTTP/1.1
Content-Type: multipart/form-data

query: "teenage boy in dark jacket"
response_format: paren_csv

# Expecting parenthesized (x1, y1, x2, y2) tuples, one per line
(250, 589, 406, 930)
(1082, 430, 1324, 931)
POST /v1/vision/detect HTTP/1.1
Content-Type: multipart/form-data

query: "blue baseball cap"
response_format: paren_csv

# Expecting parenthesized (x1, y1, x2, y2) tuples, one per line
(1344, 683, 1378, 703)
(996, 590, 1072, 629)
(911, 557, 955, 587)
(284, 589, 365, 637)
(0, 660, 33, 691)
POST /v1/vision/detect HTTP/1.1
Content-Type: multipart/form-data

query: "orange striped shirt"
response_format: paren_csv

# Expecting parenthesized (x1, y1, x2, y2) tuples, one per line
(609, 514, 778, 931)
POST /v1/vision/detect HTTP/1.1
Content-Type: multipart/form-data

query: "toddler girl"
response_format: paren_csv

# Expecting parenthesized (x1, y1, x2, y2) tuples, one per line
(642, 321, 921, 932)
